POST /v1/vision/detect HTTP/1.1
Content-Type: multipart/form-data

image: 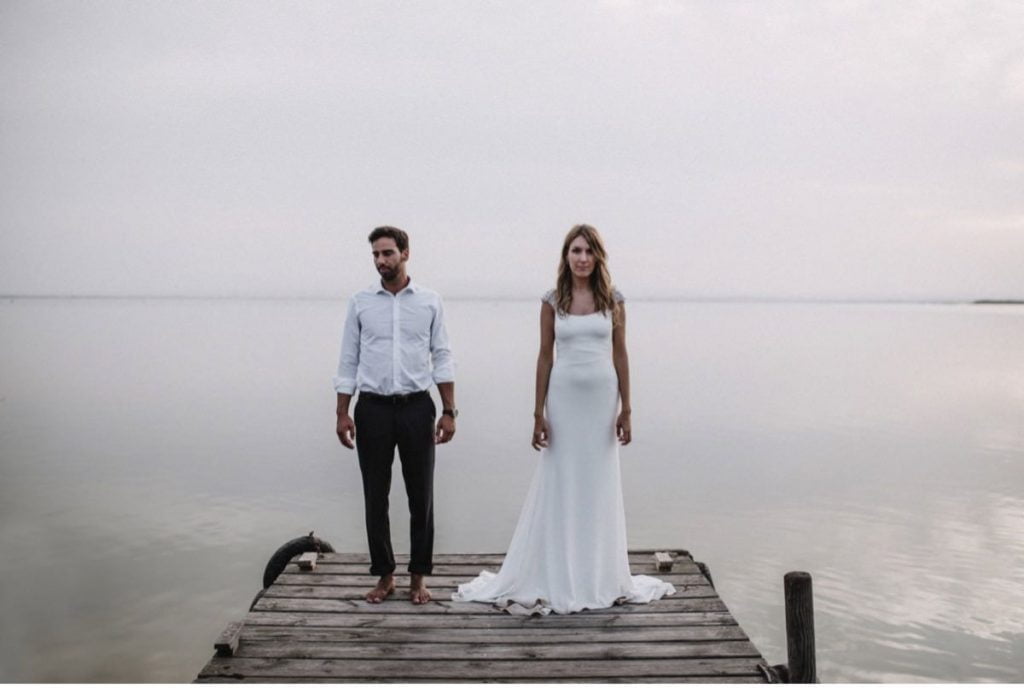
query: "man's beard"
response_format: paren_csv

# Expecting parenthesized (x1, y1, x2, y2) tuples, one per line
(378, 266, 397, 281)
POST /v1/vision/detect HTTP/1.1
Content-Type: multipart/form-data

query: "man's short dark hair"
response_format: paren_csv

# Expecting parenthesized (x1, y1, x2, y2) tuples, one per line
(368, 226, 409, 252)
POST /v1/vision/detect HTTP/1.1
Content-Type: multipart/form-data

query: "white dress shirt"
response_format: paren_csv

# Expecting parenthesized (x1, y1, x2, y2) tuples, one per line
(333, 279, 455, 396)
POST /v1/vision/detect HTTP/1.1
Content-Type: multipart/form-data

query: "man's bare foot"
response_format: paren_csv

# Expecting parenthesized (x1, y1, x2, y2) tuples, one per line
(409, 573, 431, 605)
(365, 574, 395, 603)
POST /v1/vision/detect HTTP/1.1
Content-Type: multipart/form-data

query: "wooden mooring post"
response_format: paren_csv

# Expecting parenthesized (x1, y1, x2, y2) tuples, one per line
(783, 571, 817, 683)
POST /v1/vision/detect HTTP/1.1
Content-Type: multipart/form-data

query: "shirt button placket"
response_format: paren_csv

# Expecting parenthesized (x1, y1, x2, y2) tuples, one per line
(392, 292, 400, 393)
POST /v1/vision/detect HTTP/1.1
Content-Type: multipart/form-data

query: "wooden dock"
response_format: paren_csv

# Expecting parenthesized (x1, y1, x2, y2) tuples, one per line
(197, 549, 778, 683)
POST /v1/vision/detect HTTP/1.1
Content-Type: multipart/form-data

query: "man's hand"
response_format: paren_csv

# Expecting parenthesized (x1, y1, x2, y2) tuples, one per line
(435, 415, 456, 444)
(336, 413, 356, 449)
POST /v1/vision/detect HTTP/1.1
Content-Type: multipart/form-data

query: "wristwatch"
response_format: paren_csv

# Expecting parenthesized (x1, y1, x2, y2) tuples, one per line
(442, 408, 459, 419)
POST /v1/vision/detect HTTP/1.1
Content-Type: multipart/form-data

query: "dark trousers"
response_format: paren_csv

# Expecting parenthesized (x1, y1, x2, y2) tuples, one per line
(353, 391, 436, 576)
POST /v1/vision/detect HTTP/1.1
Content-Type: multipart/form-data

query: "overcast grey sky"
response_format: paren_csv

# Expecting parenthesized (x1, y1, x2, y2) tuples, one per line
(2, 1, 1022, 300)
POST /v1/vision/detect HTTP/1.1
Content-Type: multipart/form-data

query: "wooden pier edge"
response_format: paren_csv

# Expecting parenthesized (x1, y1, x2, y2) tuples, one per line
(198, 549, 793, 683)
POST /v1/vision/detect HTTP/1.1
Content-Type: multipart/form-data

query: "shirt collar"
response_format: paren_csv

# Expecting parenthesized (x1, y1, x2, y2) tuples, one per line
(374, 277, 416, 295)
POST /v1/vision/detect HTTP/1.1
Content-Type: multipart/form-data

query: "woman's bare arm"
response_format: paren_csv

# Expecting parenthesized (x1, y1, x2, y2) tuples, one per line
(532, 302, 556, 449)
(612, 304, 632, 444)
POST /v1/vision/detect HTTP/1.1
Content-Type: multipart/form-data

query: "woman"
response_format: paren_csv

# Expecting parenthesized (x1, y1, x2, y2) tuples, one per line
(452, 225, 675, 614)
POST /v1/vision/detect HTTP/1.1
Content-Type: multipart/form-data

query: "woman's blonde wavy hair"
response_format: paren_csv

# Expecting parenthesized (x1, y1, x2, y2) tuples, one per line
(554, 224, 621, 325)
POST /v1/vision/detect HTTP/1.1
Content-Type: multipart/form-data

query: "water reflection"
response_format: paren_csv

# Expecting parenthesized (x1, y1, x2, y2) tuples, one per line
(708, 492, 1024, 682)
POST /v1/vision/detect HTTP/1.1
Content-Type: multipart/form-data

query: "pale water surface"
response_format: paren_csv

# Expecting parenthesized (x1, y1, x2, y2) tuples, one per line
(0, 298, 1022, 682)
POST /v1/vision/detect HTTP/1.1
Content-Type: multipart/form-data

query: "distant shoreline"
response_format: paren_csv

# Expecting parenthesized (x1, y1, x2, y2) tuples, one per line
(2, 294, 1023, 306)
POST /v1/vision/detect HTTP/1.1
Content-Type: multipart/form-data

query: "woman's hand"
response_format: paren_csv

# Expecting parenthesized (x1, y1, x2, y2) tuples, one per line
(616, 411, 632, 445)
(531, 416, 550, 451)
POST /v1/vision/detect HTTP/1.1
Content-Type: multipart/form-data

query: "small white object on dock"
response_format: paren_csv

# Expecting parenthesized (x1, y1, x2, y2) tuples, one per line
(654, 551, 674, 572)
(297, 552, 319, 571)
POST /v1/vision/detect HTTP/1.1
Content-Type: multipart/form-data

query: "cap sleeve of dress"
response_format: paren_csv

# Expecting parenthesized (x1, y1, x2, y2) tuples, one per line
(612, 287, 625, 303)
(542, 289, 557, 306)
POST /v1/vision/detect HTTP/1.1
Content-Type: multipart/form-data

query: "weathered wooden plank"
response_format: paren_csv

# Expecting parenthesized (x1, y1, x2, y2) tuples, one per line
(242, 610, 741, 629)
(198, 657, 765, 680)
(252, 596, 729, 615)
(196, 676, 763, 683)
(311, 554, 505, 566)
(233, 639, 762, 661)
(274, 572, 710, 587)
(313, 552, 693, 565)
(261, 584, 719, 600)
(285, 563, 503, 576)
(239, 625, 751, 644)
(288, 561, 703, 576)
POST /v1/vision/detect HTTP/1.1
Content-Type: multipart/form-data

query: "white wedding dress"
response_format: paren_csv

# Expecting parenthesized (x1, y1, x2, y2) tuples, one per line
(452, 290, 675, 614)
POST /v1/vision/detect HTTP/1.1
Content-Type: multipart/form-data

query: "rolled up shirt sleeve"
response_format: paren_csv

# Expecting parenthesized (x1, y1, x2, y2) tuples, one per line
(430, 296, 455, 384)
(333, 297, 360, 394)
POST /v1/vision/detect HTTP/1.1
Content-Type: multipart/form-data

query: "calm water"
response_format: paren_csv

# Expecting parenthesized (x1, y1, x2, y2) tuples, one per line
(1, 297, 1022, 682)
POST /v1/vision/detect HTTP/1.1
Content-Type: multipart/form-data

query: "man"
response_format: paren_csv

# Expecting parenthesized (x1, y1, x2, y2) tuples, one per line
(334, 226, 456, 605)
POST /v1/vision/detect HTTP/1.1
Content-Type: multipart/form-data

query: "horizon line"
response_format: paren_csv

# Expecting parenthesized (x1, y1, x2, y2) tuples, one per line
(2, 293, 1021, 305)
